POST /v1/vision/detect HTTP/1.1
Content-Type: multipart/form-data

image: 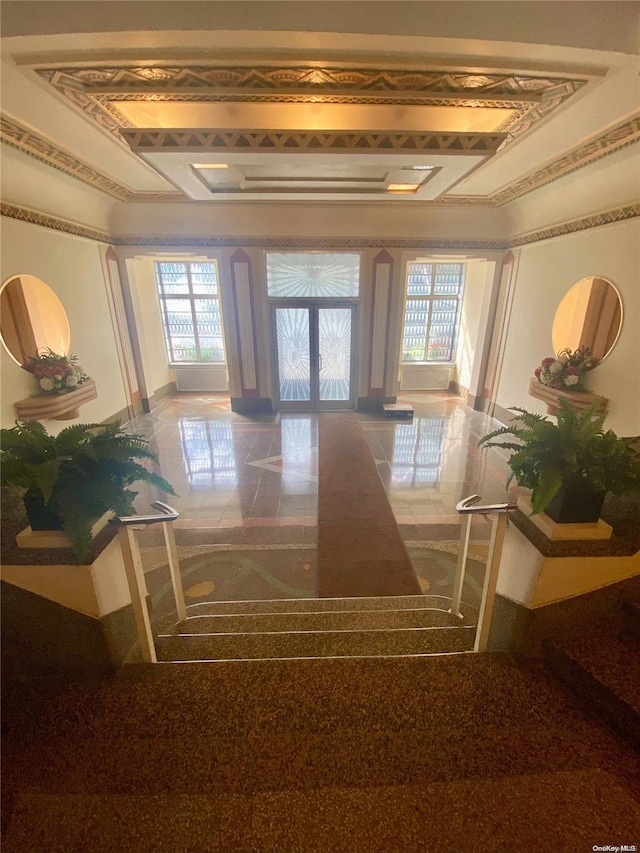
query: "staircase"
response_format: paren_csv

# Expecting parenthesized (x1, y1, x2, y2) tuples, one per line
(3, 651, 640, 851)
(543, 597, 640, 747)
(154, 594, 476, 661)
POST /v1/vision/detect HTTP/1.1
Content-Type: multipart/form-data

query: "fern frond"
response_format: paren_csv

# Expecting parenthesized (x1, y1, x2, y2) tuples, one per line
(531, 467, 563, 515)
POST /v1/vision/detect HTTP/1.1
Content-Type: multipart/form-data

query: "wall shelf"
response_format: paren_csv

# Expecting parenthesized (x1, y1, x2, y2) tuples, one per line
(528, 377, 607, 416)
(14, 380, 98, 421)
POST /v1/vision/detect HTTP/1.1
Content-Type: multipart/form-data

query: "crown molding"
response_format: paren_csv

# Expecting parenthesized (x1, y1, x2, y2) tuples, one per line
(493, 113, 640, 205)
(0, 114, 183, 203)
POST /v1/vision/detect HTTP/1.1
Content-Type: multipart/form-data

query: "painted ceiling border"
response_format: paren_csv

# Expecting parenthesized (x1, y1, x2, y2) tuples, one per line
(36, 64, 588, 149)
(457, 112, 640, 206)
(2, 202, 637, 251)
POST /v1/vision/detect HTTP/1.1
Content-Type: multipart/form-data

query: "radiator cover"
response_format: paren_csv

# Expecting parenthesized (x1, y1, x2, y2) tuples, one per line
(400, 365, 452, 391)
(173, 365, 229, 392)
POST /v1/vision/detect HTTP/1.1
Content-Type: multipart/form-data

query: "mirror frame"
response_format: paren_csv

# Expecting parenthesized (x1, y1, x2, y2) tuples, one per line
(551, 275, 623, 364)
(0, 274, 71, 366)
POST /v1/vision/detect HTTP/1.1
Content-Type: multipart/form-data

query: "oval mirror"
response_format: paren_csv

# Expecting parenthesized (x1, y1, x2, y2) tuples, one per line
(0, 275, 71, 365)
(552, 276, 623, 363)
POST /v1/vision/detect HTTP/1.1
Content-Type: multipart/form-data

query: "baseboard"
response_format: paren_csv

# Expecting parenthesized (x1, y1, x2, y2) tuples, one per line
(102, 402, 141, 426)
(155, 381, 177, 402)
(486, 399, 515, 425)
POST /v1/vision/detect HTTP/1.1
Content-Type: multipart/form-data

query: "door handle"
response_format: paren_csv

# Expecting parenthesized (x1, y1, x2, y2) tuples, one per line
(318, 354, 323, 371)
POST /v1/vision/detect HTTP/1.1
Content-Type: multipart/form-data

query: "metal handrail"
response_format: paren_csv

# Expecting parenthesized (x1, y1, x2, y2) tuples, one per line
(115, 502, 186, 663)
(456, 494, 517, 514)
(451, 494, 516, 653)
(117, 500, 179, 526)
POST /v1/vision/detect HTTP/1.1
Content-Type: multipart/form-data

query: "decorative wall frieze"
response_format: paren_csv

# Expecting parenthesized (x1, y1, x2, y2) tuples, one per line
(2, 203, 637, 251)
(510, 204, 640, 247)
(121, 128, 506, 154)
(111, 235, 511, 250)
(0, 202, 112, 243)
(36, 64, 587, 149)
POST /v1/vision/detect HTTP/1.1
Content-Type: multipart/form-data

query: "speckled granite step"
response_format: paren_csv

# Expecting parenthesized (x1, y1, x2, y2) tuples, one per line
(4, 769, 640, 853)
(543, 626, 640, 747)
(156, 625, 475, 661)
(164, 606, 469, 636)
(622, 599, 640, 636)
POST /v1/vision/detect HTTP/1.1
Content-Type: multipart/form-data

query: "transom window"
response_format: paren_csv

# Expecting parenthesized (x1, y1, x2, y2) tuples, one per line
(154, 261, 225, 363)
(401, 262, 465, 363)
(266, 252, 360, 298)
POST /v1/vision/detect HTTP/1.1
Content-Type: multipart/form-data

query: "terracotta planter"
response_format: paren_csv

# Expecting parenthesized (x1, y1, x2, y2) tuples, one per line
(544, 485, 606, 524)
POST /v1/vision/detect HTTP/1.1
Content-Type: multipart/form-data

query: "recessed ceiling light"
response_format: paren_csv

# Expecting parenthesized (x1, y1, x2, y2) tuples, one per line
(192, 163, 229, 169)
(410, 166, 434, 171)
(387, 183, 419, 192)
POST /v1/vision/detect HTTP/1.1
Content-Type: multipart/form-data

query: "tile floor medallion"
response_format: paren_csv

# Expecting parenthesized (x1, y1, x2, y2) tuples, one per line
(124, 393, 520, 612)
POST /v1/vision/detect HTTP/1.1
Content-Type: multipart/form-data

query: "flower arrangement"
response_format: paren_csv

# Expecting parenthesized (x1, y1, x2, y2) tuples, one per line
(534, 346, 599, 391)
(22, 349, 90, 396)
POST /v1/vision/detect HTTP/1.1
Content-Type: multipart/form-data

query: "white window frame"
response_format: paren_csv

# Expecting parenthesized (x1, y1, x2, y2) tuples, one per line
(400, 261, 465, 364)
(155, 260, 226, 364)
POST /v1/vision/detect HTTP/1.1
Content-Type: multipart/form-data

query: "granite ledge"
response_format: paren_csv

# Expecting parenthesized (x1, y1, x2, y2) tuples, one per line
(510, 509, 639, 559)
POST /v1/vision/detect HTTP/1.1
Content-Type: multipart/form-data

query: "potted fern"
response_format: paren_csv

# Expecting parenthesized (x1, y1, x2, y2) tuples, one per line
(478, 398, 640, 523)
(0, 420, 176, 561)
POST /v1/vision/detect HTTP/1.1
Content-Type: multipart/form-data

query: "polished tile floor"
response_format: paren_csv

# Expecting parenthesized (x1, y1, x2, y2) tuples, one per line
(127, 393, 518, 603)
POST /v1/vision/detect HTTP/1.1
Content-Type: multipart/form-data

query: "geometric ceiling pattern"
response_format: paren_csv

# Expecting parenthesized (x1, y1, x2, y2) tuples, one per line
(37, 64, 588, 147)
(27, 62, 592, 203)
(2, 111, 638, 207)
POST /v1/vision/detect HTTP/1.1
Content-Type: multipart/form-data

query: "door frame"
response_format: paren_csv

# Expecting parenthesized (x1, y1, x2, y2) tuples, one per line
(269, 299, 359, 412)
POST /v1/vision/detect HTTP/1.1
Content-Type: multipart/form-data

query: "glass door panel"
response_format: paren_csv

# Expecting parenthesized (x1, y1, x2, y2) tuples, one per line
(272, 303, 356, 410)
(275, 307, 311, 403)
(318, 307, 352, 402)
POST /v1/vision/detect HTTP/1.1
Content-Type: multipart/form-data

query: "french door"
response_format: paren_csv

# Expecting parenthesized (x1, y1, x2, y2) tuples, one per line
(271, 303, 357, 411)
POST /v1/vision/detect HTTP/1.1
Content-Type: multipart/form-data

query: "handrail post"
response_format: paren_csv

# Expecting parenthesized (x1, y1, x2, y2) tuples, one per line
(162, 520, 187, 623)
(118, 525, 157, 663)
(455, 494, 516, 653)
(474, 512, 508, 653)
(450, 512, 471, 619)
(115, 501, 182, 663)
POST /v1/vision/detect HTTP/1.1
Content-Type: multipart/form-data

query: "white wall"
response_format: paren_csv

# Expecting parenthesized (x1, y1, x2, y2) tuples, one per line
(455, 259, 497, 396)
(112, 200, 508, 242)
(1, 219, 128, 431)
(124, 257, 173, 399)
(494, 217, 640, 436)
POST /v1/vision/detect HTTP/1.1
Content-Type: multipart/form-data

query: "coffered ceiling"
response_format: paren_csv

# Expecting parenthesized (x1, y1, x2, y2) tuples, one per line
(1, 2, 639, 207)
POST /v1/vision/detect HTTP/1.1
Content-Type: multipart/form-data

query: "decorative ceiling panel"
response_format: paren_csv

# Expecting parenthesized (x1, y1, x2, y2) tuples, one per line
(36, 64, 588, 149)
(120, 129, 506, 154)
